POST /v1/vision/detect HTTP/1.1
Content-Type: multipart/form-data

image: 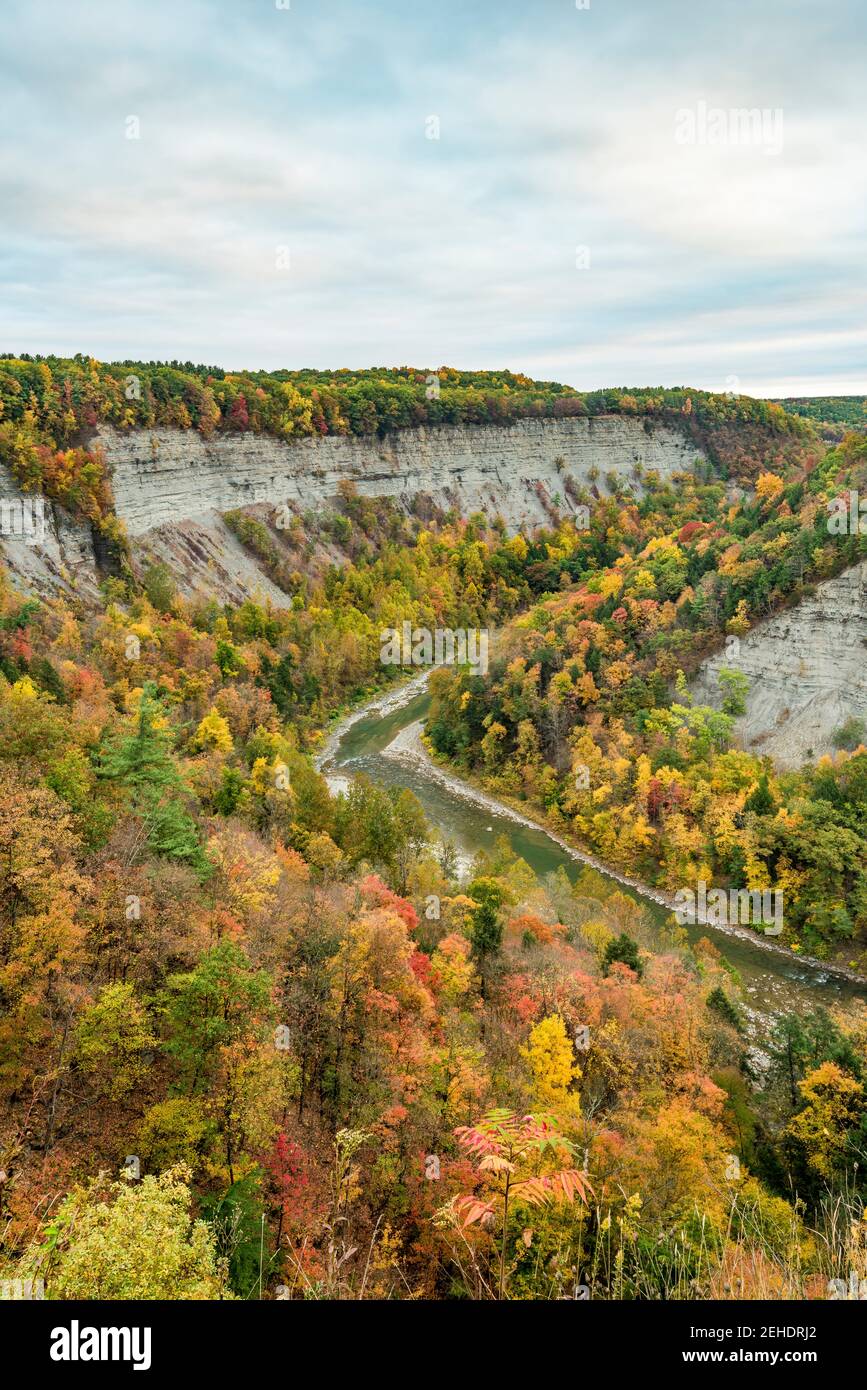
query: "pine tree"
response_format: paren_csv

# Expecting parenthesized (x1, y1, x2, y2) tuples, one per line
(707, 985, 742, 1031)
(602, 932, 643, 978)
(97, 682, 209, 873)
(467, 877, 505, 958)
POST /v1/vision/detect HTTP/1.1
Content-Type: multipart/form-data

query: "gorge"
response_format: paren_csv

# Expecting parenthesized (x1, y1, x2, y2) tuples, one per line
(2, 360, 865, 1307)
(1, 413, 703, 602)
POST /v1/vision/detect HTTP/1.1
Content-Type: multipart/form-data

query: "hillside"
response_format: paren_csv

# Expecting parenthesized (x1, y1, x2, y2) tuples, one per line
(0, 356, 810, 527)
(0, 355, 818, 608)
(775, 396, 867, 439)
(1, 414, 704, 603)
(424, 429, 867, 964)
(0, 359, 864, 1306)
(692, 560, 867, 767)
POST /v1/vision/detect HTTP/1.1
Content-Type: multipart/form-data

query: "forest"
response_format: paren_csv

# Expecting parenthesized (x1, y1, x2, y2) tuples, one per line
(0, 362, 865, 1302)
(777, 397, 867, 434)
(426, 431, 867, 963)
(0, 354, 810, 533)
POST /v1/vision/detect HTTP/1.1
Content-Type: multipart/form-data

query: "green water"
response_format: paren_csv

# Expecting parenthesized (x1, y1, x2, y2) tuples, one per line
(328, 687, 866, 1031)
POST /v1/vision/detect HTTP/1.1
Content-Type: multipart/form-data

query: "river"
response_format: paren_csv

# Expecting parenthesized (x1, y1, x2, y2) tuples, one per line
(316, 674, 867, 1044)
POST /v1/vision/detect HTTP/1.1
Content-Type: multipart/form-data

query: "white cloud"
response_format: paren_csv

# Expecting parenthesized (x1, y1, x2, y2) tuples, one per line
(0, 0, 864, 394)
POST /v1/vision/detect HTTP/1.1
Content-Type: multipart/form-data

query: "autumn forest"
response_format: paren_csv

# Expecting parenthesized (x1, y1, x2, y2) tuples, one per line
(0, 357, 866, 1307)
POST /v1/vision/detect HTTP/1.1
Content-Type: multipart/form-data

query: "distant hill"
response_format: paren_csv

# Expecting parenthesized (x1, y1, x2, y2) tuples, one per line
(774, 395, 867, 436)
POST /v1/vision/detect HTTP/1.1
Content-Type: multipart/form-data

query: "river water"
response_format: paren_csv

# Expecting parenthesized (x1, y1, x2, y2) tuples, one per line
(318, 676, 867, 1038)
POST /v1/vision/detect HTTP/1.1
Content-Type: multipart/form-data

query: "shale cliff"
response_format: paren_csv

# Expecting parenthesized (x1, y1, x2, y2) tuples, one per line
(692, 561, 867, 767)
(3, 408, 864, 772)
(0, 415, 703, 601)
(102, 415, 701, 536)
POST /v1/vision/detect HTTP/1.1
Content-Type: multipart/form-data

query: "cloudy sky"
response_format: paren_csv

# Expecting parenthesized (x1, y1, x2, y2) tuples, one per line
(1, 0, 865, 395)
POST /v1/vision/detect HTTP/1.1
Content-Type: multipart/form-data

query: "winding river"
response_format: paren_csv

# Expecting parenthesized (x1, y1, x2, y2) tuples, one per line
(317, 674, 867, 1039)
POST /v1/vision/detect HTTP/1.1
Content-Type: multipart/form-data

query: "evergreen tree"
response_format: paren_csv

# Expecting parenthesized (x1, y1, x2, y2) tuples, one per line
(96, 682, 209, 873)
(744, 770, 776, 816)
(707, 985, 742, 1031)
(467, 877, 505, 958)
(602, 932, 643, 978)
(770, 1008, 862, 1109)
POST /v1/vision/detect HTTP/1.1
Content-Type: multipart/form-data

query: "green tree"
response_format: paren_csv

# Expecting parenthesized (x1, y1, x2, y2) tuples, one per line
(718, 667, 749, 718)
(45, 745, 112, 846)
(142, 562, 176, 614)
(770, 1008, 862, 1108)
(215, 639, 243, 677)
(161, 940, 272, 1093)
(74, 982, 156, 1100)
(832, 716, 867, 752)
(202, 1173, 271, 1299)
(391, 786, 429, 893)
(602, 932, 643, 978)
(744, 770, 776, 816)
(706, 985, 742, 1031)
(784, 1062, 864, 1184)
(97, 682, 209, 873)
(214, 766, 245, 815)
(333, 776, 426, 887)
(467, 877, 506, 959)
(137, 1098, 215, 1176)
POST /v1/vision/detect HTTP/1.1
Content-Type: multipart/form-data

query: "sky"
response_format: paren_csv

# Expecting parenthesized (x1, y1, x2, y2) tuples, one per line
(1, 0, 865, 396)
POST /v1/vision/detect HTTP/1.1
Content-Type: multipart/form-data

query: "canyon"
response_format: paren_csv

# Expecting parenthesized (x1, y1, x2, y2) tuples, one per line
(3, 412, 865, 770)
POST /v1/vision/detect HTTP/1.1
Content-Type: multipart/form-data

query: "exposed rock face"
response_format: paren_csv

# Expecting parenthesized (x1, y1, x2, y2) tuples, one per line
(692, 562, 867, 767)
(132, 510, 298, 608)
(0, 465, 101, 601)
(1, 415, 704, 600)
(4, 414, 864, 773)
(100, 416, 702, 536)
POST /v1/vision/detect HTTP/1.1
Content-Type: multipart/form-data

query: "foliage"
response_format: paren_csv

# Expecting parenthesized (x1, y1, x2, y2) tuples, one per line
(36, 1168, 234, 1300)
(0, 397, 864, 1303)
(444, 1109, 591, 1298)
(424, 428, 867, 958)
(97, 682, 210, 873)
(603, 933, 643, 978)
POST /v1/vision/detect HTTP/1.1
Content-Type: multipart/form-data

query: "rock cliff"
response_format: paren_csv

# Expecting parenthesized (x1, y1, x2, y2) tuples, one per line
(0, 415, 703, 600)
(101, 415, 702, 536)
(4, 410, 864, 772)
(692, 561, 867, 766)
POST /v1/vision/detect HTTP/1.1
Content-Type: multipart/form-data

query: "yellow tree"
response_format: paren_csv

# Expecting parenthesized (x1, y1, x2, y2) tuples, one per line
(521, 1014, 581, 1114)
(193, 707, 233, 753)
(755, 471, 784, 504)
(785, 1062, 864, 1181)
(0, 769, 89, 1085)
